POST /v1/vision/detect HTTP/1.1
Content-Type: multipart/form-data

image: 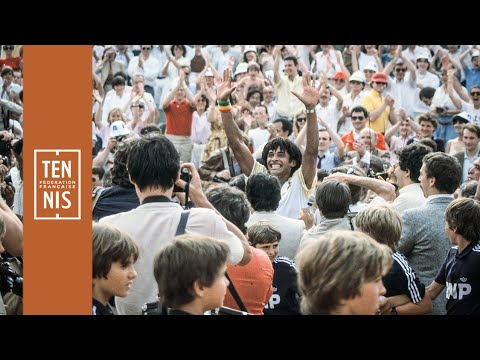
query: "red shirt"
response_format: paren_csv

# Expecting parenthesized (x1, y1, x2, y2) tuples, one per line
(164, 100, 194, 136)
(0, 57, 21, 71)
(341, 130, 387, 151)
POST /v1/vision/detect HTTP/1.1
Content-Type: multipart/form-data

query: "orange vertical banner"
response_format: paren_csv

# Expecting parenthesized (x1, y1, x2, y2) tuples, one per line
(23, 45, 92, 314)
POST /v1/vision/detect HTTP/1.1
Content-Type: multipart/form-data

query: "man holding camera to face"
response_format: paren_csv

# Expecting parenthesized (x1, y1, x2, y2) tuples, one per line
(100, 134, 251, 315)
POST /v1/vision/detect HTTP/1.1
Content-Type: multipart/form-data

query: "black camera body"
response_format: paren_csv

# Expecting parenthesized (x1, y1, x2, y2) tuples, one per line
(0, 260, 23, 297)
(4, 174, 12, 186)
(115, 135, 126, 142)
(1, 155, 9, 167)
(368, 170, 389, 180)
(173, 168, 191, 193)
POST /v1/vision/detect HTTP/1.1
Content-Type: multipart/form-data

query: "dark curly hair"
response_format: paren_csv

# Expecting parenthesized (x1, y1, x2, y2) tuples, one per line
(110, 138, 136, 188)
(262, 138, 302, 176)
(246, 173, 281, 211)
(395, 143, 431, 183)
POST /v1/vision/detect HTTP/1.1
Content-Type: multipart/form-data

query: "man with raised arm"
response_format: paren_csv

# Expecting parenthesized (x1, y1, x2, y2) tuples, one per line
(216, 69, 319, 219)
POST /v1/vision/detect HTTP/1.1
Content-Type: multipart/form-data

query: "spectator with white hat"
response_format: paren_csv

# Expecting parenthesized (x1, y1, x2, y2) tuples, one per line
(337, 70, 367, 136)
(93, 120, 131, 171)
(360, 61, 378, 92)
(242, 45, 258, 64)
(233, 62, 248, 82)
(446, 112, 471, 155)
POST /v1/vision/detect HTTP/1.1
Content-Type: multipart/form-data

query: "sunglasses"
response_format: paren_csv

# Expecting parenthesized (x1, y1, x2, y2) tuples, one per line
(142, 47, 151, 50)
(3, 46, 14, 50)
(470, 92, 480, 96)
(350, 80, 363, 85)
(417, 59, 429, 63)
(395, 68, 407, 72)
(334, 79, 345, 82)
(296, 117, 307, 122)
(374, 82, 387, 86)
(351, 116, 365, 121)
(364, 70, 375, 73)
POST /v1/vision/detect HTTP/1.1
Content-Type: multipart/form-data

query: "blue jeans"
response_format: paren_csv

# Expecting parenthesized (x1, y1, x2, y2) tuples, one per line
(434, 115, 457, 144)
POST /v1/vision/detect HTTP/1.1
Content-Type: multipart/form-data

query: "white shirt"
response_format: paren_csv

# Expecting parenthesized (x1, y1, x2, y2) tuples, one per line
(127, 56, 161, 88)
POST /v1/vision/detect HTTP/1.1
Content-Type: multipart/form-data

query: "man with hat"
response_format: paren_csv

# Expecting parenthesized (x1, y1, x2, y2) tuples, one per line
(361, 71, 398, 134)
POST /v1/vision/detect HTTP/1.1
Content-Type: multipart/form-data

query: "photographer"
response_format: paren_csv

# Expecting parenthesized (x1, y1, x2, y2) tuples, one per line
(9, 138, 22, 220)
(92, 120, 131, 171)
(100, 133, 251, 314)
(0, 210, 23, 315)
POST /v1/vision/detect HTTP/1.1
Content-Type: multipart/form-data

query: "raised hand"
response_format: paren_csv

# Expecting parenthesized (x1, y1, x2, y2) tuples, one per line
(291, 71, 322, 109)
(216, 69, 237, 102)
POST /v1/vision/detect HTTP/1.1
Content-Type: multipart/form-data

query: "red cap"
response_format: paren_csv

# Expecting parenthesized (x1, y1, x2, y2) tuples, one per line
(331, 72, 347, 81)
(371, 72, 388, 84)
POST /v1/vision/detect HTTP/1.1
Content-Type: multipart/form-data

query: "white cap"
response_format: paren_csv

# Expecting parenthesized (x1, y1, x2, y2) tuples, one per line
(349, 70, 366, 83)
(234, 62, 248, 77)
(110, 121, 129, 137)
(452, 112, 472, 123)
(243, 45, 257, 54)
(472, 49, 480, 58)
(415, 51, 432, 63)
(205, 68, 213, 77)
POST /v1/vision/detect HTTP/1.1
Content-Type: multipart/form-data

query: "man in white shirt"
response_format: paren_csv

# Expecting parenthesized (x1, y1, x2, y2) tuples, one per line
(127, 45, 161, 99)
(100, 134, 251, 315)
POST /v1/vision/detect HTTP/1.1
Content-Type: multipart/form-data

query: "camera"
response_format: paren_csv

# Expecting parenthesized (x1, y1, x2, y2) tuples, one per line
(0, 260, 23, 297)
(173, 167, 191, 193)
(1, 155, 9, 168)
(4, 174, 12, 186)
(367, 168, 388, 180)
(115, 135, 126, 142)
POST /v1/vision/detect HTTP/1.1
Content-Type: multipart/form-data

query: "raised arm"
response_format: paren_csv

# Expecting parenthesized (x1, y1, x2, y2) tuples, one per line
(216, 69, 255, 176)
(459, 45, 474, 69)
(384, 117, 402, 143)
(350, 45, 359, 72)
(325, 172, 396, 202)
(328, 81, 344, 111)
(287, 45, 309, 74)
(447, 69, 462, 110)
(273, 45, 282, 85)
(161, 74, 183, 110)
(291, 71, 320, 189)
(318, 116, 345, 159)
(177, 163, 252, 266)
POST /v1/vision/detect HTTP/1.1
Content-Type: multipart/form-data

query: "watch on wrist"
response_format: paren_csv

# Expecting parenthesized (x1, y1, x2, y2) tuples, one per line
(305, 108, 315, 114)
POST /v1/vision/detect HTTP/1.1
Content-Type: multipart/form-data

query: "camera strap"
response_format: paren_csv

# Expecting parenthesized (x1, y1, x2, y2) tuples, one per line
(225, 272, 248, 313)
(175, 210, 190, 236)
